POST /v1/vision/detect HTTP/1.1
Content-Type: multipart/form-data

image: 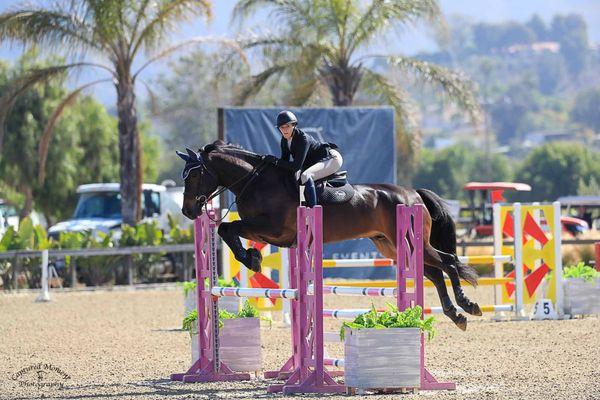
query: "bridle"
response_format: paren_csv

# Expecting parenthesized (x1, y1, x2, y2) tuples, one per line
(183, 153, 269, 222)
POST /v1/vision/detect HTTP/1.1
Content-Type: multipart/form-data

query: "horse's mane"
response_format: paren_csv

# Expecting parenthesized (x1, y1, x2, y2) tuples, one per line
(201, 140, 262, 161)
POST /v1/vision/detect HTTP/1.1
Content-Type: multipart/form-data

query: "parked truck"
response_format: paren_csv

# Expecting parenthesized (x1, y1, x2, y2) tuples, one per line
(48, 182, 190, 240)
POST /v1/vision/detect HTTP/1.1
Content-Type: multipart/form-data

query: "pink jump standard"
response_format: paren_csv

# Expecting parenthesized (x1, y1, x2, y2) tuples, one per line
(265, 206, 345, 394)
(397, 205, 455, 390)
(170, 209, 251, 383)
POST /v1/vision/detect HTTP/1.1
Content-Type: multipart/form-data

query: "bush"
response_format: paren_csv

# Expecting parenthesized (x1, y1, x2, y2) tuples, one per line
(57, 230, 118, 287)
(0, 218, 51, 289)
(120, 221, 165, 283)
(514, 142, 600, 201)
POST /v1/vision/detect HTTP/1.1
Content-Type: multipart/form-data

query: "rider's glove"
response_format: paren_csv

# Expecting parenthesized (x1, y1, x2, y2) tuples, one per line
(262, 155, 278, 165)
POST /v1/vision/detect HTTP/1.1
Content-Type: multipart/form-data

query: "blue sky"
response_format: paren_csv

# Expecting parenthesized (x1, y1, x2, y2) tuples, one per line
(0, 1, 598, 106)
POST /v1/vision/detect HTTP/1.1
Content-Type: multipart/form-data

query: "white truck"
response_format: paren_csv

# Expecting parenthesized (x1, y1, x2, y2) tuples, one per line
(48, 182, 190, 240)
(0, 200, 47, 237)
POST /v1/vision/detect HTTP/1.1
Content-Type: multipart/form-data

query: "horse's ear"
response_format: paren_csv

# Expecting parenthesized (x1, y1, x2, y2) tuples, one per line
(185, 147, 199, 161)
(176, 150, 190, 162)
(203, 144, 217, 153)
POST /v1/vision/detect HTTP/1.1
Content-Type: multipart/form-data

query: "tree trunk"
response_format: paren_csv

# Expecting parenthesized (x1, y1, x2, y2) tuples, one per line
(319, 62, 363, 106)
(19, 185, 33, 219)
(116, 78, 140, 226)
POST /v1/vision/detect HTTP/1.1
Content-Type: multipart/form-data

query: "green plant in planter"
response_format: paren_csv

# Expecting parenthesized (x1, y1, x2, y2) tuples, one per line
(182, 300, 269, 334)
(181, 277, 238, 297)
(340, 304, 436, 341)
(564, 262, 600, 282)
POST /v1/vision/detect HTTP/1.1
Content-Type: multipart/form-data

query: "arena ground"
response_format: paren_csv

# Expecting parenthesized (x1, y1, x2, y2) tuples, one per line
(1, 285, 598, 399)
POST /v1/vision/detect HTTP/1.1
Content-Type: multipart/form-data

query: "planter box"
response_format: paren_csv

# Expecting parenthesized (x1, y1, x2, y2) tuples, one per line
(191, 318, 262, 372)
(184, 291, 240, 316)
(344, 327, 421, 390)
(563, 278, 600, 315)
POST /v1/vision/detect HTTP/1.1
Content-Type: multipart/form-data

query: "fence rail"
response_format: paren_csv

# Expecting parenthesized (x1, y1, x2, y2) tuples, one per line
(0, 244, 195, 259)
(1, 238, 597, 293)
(0, 244, 196, 291)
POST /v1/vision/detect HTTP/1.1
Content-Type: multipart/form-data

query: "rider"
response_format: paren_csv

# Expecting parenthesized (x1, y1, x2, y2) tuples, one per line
(273, 110, 343, 208)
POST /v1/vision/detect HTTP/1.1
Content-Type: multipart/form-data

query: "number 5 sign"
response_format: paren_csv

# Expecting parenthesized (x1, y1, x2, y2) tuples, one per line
(532, 299, 558, 320)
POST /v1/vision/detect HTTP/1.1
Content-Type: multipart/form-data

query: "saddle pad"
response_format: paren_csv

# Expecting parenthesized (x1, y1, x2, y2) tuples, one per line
(316, 181, 355, 204)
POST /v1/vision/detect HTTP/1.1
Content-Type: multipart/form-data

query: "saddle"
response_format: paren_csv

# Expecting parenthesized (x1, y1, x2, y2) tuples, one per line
(285, 170, 354, 205)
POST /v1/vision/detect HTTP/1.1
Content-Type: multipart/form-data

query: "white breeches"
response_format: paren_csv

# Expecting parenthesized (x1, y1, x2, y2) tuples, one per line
(300, 149, 343, 184)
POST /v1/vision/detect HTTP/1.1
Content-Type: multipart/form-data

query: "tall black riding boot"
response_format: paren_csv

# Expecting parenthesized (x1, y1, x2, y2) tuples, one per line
(303, 177, 317, 208)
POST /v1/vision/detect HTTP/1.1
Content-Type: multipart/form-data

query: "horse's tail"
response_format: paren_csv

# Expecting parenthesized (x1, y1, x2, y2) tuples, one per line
(417, 188, 478, 287)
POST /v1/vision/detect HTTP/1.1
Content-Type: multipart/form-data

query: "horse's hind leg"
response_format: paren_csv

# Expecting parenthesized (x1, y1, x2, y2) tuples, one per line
(371, 236, 469, 330)
(424, 266, 467, 331)
(423, 245, 482, 317)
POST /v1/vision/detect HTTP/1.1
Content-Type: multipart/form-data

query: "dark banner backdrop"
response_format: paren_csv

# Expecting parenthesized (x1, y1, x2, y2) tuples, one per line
(219, 107, 396, 278)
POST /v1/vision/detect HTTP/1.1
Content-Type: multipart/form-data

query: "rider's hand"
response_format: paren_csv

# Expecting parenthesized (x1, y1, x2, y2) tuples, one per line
(262, 155, 278, 165)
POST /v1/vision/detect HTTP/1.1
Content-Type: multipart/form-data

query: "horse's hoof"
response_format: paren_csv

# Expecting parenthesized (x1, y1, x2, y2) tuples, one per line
(245, 248, 262, 272)
(460, 301, 483, 316)
(454, 314, 467, 331)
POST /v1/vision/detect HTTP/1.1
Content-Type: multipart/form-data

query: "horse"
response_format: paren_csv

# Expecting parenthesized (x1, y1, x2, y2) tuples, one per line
(177, 140, 482, 330)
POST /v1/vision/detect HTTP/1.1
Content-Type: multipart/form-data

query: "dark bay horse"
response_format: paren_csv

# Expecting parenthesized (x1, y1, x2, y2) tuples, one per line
(178, 140, 482, 330)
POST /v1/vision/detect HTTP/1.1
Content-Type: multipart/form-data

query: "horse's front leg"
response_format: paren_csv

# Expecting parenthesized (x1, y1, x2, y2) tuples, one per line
(218, 217, 282, 272)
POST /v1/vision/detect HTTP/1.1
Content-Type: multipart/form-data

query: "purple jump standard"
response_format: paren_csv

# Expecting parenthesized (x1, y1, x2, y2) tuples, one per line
(170, 209, 250, 383)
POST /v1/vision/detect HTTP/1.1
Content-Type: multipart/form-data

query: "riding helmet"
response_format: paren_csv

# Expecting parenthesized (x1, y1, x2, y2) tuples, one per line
(276, 110, 298, 127)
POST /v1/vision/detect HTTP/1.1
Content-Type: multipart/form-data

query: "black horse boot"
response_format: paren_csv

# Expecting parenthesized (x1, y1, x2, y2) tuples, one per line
(303, 177, 317, 208)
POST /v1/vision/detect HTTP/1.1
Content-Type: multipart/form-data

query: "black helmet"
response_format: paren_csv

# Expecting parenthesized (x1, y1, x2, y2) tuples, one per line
(276, 110, 298, 127)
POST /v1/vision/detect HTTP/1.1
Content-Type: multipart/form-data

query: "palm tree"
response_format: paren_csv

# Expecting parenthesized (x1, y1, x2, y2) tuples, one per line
(233, 0, 482, 178)
(0, 0, 239, 225)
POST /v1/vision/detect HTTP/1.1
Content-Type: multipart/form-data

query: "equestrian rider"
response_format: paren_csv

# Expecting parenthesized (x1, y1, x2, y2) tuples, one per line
(272, 110, 343, 207)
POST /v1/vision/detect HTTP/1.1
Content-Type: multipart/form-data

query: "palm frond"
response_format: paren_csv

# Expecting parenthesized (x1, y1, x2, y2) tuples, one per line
(133, 36, 246, 79)
(0, 7, 100, 53)
(360, 68, 419, 132)
(233, 0, 305, 23)
(238, 30, 296, 50)
(86, 0, 126, 48)
(38, 78, 111, 184)
(360, 68, 422, 181)
(130, 0, 153, 42)
(131, 0, 212, 58)
(0, 63, 99, 155)
(348, 0, 440, 54)
(138, 78, 160, 116)
(285, 76, 322, 106)
(386, 56, 483, 125)
(234, 64, 289, 105)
